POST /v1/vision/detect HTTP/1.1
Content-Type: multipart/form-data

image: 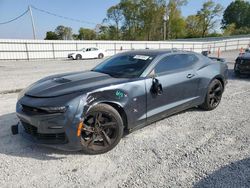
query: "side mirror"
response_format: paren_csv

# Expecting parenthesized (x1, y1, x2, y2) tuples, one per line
(151, 77, 163, 95)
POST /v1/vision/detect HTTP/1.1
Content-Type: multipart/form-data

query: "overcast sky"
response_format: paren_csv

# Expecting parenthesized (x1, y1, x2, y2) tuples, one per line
(0, 0, 232, 39)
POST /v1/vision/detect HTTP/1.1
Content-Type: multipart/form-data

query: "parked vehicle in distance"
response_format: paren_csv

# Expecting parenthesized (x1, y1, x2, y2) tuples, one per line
(234, 52, 250, 76)
(14, 50, 228, 154)
(68, 47, 106, 60)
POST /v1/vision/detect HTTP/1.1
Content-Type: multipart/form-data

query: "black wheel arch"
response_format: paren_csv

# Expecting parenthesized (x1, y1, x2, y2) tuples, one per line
(76, 54, 82, 59)
(85, 101, 128, 131)
(212, 75, 225, 91)
(103, 102, 128, 130)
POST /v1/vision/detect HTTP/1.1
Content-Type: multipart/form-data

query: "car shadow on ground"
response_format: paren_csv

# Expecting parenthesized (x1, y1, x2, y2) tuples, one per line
(193, 158, 250, 187)
(0, 112, 83, 160)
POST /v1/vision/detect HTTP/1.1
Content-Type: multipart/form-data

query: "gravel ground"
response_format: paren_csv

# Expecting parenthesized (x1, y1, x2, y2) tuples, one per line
(0, 51, 249, 187)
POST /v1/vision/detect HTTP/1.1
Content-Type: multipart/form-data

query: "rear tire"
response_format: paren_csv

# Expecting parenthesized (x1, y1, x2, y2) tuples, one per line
(76, 54, 82, 60)
(200, 79, 223, 111)
(80, 104, 124, 155)
(98, 53, 104, 59)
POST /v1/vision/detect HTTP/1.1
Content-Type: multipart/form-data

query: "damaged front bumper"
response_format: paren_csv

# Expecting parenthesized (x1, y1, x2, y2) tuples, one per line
(14, 93, 86, 151)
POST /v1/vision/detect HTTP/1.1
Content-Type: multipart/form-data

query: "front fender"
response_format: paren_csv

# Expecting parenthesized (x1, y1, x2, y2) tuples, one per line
(71, 54, 77, 59)
(82, 80, 147, 129)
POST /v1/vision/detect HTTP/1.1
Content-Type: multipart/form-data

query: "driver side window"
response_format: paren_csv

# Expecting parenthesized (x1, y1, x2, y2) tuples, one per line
(154, 54, 198, 75)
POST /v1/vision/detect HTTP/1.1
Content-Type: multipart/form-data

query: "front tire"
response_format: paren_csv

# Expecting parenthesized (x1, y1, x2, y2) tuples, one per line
(200, 79, 223, 111)
(80, 104, 124, 154)
(75, 54, 82, 60)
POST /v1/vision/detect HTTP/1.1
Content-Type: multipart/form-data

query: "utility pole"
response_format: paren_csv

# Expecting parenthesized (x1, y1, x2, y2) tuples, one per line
(28, 5, 36, 39)
(167, 15, 170, 40)
(164, 15, 166, 41)
(164, 1, 169, 41)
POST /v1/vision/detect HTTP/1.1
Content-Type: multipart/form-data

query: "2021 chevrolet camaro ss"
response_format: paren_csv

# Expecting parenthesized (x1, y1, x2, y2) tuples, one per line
(14, 50, 228, 154)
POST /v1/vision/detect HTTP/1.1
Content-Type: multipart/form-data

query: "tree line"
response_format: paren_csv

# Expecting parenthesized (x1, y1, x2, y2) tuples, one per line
(45, 0, 250, 41)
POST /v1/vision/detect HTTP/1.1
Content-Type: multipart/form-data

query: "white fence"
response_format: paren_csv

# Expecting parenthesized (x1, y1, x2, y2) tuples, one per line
(0, 37, 250, 60)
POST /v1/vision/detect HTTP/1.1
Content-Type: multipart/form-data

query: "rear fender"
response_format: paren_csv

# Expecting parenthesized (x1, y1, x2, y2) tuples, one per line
(196, 63, 227, 101)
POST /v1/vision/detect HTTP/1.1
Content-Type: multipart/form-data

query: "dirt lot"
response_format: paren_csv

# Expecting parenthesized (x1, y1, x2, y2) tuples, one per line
(0, 51, 249, 187)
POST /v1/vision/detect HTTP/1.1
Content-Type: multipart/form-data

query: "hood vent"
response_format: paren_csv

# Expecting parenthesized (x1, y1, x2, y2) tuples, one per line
(52, 77, 71, 83)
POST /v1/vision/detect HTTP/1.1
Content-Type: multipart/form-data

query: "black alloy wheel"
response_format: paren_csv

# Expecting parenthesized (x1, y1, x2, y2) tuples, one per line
(200, 79, 223, 111)
(80, 104, 123, 154)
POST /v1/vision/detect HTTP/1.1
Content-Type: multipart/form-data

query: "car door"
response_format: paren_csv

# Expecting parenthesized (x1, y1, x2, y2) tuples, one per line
(83, 48, 92, 58)
(145, 53, 200, 124)
(87, 48, 98, 58)
(92, 48, 99, 58)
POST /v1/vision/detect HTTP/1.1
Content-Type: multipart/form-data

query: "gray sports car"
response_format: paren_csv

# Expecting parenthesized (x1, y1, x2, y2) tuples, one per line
(14, 50, 228, 154)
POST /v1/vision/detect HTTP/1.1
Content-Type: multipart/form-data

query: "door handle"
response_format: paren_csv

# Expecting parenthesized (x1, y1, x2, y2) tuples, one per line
(187, 73, 195, 78)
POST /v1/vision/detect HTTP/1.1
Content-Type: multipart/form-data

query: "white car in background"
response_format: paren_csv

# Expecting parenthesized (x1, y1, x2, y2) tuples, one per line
(68, 47, 106, 60)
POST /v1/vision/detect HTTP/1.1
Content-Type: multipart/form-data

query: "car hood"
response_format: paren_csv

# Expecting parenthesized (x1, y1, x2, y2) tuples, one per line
(68, 51, 78, 54)
(25, 71, 128, 98)
(239, 53, 250, 60)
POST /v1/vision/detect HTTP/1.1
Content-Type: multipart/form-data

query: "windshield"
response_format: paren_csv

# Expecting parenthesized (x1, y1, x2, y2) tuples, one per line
(79, 48, 86, 51)
(92, 54, 156, 78)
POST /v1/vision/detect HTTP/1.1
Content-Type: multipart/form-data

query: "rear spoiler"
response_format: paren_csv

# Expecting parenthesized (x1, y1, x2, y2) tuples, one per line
(208, 57, 226, 63)
(201, 50, 226, 63)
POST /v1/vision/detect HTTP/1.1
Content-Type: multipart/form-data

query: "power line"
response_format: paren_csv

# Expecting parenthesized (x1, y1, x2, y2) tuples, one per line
(0, 9, 29, 25)
(31, 5, 98, 26)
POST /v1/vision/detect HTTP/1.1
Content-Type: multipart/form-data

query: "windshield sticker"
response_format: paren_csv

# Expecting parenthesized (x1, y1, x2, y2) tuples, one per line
(133, 55, 150, 60)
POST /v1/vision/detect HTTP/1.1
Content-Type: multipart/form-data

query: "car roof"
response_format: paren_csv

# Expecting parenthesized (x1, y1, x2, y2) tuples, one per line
(120, 49, 178, 56)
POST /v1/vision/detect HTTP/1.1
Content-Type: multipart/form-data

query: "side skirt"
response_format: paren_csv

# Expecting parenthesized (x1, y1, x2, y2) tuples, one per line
(128, 100, 202, 133)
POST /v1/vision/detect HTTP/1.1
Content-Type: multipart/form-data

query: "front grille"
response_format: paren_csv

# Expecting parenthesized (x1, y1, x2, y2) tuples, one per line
(21, 122, 66, 142)
(22, 122, 37, 135)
